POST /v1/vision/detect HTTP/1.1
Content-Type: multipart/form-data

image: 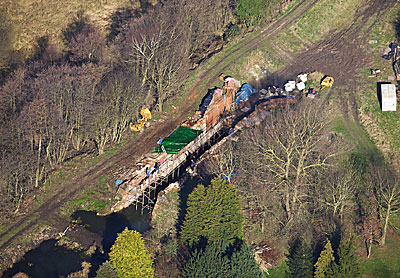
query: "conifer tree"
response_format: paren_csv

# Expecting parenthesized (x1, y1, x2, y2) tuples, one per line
(286, 238, 313, 278)
(314, 239, 336, 278)
(109, 228, 154, 278)
(230, 242, 264, 278)
(333, 235, 361, 278)
(183, 243, 230, 278)
(183, 241, 263, 278)
(181, 178, 243, 248)
(96, 261, 118, 278)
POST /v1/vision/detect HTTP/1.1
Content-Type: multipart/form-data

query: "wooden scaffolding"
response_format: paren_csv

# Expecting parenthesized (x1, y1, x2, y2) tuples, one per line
(112, 120, 226, 213)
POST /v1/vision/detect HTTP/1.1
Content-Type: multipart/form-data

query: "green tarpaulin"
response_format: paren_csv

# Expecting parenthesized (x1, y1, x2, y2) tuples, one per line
(154, 126, 202, 154)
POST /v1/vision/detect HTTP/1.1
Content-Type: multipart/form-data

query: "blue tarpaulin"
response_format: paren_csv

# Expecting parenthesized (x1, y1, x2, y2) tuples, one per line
(235, 83, 257, 105)
(200, 89, 215, 117)
(115, 179, 123, 189)
(382, 42, 397, 60)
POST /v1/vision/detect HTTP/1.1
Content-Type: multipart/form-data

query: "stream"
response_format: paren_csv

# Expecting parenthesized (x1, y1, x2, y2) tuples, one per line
(3, 156, 209, 278)
(2, 204, 151, 278)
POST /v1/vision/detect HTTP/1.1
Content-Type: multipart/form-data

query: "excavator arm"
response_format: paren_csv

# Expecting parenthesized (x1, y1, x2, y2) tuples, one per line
(129, 107, 152, 132)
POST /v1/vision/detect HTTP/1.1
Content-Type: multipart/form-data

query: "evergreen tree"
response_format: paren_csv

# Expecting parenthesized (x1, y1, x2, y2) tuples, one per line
(286, 238, 313, 278)
(314, 239, 337, 278)
(230, 242, 264, 278)
(181, 178, 243, 248)
(183, 243, 230, 278)
(183, 241, 263, 278)
(96, 261, 118, 278)
(109, 228, 154, 278)
(333, 235, 361, 278)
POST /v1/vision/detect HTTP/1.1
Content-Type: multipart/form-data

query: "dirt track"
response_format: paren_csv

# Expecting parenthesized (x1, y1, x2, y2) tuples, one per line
(0, 0, 396, 272)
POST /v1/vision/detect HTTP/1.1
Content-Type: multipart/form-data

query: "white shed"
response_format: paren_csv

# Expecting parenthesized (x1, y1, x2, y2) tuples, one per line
(380, 84, 397, 111)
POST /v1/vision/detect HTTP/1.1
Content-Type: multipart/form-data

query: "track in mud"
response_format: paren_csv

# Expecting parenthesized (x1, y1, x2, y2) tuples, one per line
(0, 0, 395, 271)
(263, 0, 396, 88)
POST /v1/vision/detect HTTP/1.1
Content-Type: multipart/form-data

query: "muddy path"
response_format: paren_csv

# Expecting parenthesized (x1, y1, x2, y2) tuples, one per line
(264, 0, 396, 88)
(0, 0, 394, 273)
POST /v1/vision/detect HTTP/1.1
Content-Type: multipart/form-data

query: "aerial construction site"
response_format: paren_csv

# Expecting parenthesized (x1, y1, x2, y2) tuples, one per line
(111, 72, 326, 213)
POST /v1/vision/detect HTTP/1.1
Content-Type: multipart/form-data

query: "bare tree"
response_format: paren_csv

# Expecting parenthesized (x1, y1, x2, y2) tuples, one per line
(316, 167, 359, 223)
(120, 13, 161, 88)
(181, 0, 233, 62)
(65, 23, 106, 64)
(360, 196, 381, 258)
(207, 140, 238, 182)
(151, 7, 190, 111)
(119, 5, 190, 111)
(373, 167, 400, 245)
(238, 102, 339, 224)
(91, 70, 146, 154)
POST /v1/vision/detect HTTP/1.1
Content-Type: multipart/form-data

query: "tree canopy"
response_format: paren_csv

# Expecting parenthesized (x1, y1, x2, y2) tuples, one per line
(286, 238, 313, 278)
(314, 239, 336, 278)
(109, 228, 154, 278)
(183, 241, 263, 278)
(180, 177, 244, 248)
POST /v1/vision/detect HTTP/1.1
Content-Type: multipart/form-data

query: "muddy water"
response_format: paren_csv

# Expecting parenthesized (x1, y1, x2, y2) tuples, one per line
(71, 204, 151, 252)
(3, 204, 150, 278)
(2, 239, 88, 278)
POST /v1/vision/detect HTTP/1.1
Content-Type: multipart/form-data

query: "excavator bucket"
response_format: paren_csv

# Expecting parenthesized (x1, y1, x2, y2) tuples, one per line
(320, 76, 334, 90)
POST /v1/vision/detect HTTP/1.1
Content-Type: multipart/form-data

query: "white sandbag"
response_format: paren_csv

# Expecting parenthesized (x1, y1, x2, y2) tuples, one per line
(284, 84, 294, 92)
(284, 81, 296, 92)
(296, 82, 305, 91)
(297, 74, 307, 83)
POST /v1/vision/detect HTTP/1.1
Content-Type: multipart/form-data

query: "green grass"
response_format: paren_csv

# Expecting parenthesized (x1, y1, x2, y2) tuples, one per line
(350, 3, 400, 156)
(97, 176, 108, 191)
(279, 0, 301, 17)
(0, 219, 33, 246)
(60, 174, 112, 216)
(268, 261, 288, 278)
(360, 232, 400, 278)
(65, 195, 108, 213)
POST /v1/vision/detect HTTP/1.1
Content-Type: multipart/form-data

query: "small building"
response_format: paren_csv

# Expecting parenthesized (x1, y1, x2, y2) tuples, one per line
(380, 83, 397, 111)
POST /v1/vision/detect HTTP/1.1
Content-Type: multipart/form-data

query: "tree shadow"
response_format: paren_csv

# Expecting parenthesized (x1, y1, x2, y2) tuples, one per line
(395, 12, 400, 40)
(2, 239, 85, 278)
(107, 0, 152, 41)
(63, 11, 89, 44)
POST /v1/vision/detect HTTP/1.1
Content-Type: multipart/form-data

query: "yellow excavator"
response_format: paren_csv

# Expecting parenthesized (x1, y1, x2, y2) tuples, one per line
(320, 76, 334, 90)
(129, 106, 152, 132)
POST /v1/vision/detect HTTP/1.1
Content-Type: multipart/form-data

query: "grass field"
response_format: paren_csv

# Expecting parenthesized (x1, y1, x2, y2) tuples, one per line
(1, 0, 154, 57)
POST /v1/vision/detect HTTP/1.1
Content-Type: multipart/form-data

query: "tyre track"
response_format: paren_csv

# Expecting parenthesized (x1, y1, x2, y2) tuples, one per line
(191, 0, 319, 90)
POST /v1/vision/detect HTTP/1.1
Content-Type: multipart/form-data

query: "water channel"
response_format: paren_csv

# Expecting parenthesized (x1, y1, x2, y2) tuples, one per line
(2, 174, 205, 278)
(3, 204, 151, 278)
